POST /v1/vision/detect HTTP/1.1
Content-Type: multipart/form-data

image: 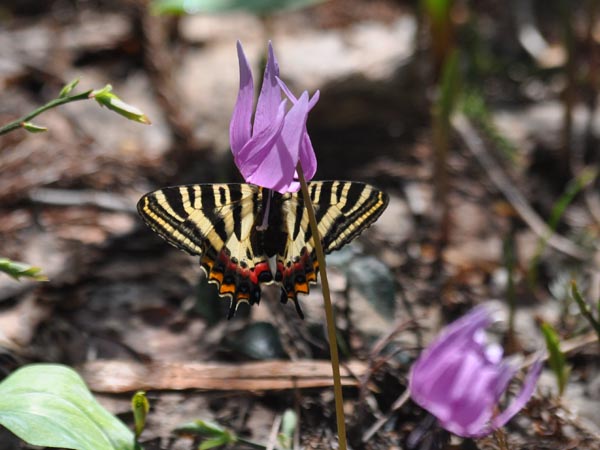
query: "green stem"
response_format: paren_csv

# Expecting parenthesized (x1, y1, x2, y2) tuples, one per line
(237, 436, 270, 449)
(296, 164, 348, 450)
(571, 280, 600, 342)
(0, 90, 93, 136)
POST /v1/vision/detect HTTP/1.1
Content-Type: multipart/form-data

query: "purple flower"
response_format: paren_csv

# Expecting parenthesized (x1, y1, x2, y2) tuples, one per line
(409, 306, 543, 438)
(230, 41, 320, 193)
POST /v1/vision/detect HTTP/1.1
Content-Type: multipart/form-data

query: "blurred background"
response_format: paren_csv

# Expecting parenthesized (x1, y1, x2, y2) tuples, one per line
(1, 0, 600, 448)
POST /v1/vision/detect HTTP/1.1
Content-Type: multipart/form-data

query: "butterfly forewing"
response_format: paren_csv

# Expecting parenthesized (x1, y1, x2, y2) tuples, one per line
(311, 181, 389, 253)
(137, 184, 257, 255)
(138, 181, 388, 318)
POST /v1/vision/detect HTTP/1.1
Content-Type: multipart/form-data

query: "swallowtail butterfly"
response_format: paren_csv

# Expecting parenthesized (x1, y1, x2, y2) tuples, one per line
(138, 181, 388, 318)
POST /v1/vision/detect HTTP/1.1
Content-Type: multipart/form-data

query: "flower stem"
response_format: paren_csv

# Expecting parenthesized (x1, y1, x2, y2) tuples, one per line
(0, 90, 92, 136)
(296, 164, 348, 450)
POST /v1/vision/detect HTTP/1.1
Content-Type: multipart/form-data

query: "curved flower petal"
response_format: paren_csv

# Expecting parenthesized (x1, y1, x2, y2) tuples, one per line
(235, 100, 287, 178)
(490, 359, 543, 431)
(298, 91, 320, 179)
(417, 306, 494, 370)
(444, 363, 500, 437)
(230, 41, 254, 155)
(254, 41, 282, 136)
(299, 133, 317, 180)
(230, 42, 319, 192)
(277, 76, 297, 102)
(409, 306, 542, 439)
(247, 92, 310, 193)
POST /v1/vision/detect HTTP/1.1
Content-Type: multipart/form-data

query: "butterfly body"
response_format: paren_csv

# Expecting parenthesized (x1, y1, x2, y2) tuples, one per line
(137, 181, 388, 318)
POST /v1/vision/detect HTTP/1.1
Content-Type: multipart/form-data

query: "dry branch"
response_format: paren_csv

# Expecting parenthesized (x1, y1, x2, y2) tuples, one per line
(80, 359, 368, 393)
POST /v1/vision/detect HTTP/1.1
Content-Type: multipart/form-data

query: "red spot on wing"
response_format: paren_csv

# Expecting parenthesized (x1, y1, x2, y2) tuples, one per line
(200, 248, 273, 318)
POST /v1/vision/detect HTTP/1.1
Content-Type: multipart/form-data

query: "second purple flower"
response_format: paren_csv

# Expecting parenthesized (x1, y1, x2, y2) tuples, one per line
(409, 306, 543, 438)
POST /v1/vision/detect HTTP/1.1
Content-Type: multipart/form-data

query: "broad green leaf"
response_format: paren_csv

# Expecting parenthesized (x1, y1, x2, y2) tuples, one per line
(152, 0, 325, 15)
(0, 364, 136, 450)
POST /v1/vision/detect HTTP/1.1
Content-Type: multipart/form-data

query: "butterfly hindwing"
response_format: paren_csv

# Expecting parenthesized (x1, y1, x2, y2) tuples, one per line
(137, 184, 273, 317)
(276, 181, 389, 307)
(138, 181, 389, 318)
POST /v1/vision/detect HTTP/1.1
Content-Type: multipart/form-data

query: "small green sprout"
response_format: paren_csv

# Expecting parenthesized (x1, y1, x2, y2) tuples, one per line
(540, 322, 570, 396)
(0, 258, 48, 281)
(90, 85, 151, 125)
(59, 77, 80, 98)
(131, 391, 150, 440)
(175, 420, 238, 450)
(571, 280, 600, 341)
(277, 409, 297, 449)
(20, 122, 48, 133)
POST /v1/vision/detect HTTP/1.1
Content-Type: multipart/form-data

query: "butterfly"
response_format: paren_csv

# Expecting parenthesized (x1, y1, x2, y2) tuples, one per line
(137, 181, 388, 318)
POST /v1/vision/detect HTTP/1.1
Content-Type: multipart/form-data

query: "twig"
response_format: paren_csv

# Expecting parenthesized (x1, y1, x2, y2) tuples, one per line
(521, 330, 598, 370)
(266, 414, 282, 450)
(452, 114, 589, 261)
(361, 389, 411, 443)
(0, 91, 91, 136)
(29, 188, 137, 214)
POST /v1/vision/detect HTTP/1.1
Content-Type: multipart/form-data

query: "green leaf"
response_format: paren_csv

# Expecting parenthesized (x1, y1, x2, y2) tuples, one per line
(90, 85, 151, 125)
(540, 323, 570, 396)
(152, 0, 325, 15)
(131, 391, 149, 439)
(0, 364, 137, 450)
(570, 280, 600, 341)
(59, 78, 80, 98)
(21, 121, 48, 133)
(199, 435, 231, 450)
(277, 409, 296, 449)
(176, 419, 229, 437)
(175, 420, 237, 449)
(0, 257, 47, 281)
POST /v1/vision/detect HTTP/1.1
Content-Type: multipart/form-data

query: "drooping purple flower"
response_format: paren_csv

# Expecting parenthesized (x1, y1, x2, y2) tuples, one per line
(230, 41, 320, 193)
(409, 306, 543, 438)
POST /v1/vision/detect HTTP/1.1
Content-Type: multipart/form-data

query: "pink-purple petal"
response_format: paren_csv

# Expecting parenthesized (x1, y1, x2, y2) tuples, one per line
(408, 306, 542, 439)
(230, 41, 254, 154)
(277, 76, 297, 103)
(234, 100, 287, 177)
(491, 359, 543, 430)
(253, 41, 282, 136)
(230, 41, 319, 192)
(299, 133, 317, 179)
(247, 92, 311, 193)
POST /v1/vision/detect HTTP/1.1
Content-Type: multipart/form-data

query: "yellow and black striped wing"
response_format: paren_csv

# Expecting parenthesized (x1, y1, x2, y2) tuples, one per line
(138, 181, 388, 319)
(276, 181, 389, 304)
(137, 184, 274, 317)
